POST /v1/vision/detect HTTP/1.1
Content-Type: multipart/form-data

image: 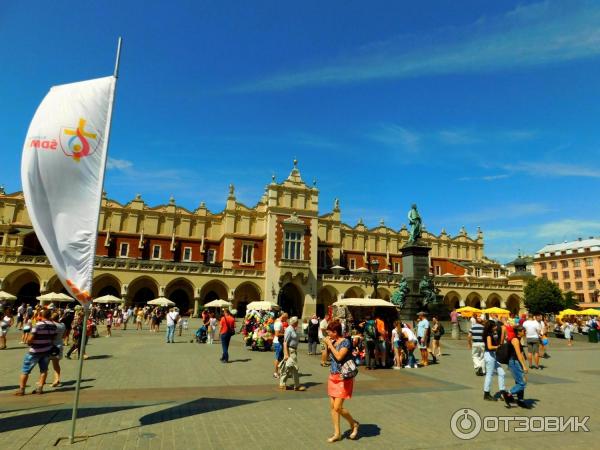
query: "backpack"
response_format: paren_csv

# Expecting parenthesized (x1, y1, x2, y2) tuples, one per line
(438, 325, 445, 336)
(495, 342, 512, 364)
(364, 320, 377, 340)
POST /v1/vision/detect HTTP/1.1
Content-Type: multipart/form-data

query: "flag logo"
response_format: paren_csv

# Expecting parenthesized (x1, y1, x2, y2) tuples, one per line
(60, 118, 101, 162)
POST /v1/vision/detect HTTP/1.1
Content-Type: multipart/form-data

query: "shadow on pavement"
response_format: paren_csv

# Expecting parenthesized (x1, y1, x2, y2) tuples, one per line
(228, 358, 251, 363)
(352, 423, 381, 440)
(85, 355, 112, 360)
(0, 404, 148, 433)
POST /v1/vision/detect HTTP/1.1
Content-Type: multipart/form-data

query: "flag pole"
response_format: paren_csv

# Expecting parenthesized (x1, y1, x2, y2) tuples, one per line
(68, 36, 122, 445)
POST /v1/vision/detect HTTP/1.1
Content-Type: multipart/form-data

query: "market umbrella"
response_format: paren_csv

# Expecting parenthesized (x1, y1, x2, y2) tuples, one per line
(36, 292, 75, 304)
(147, 297, 176, 307)
(203, 299, 232, 308)
(0, 290, 17, 301)
(482, 307, 510, 315)
(246, 300, 280, 311)
(558, 308, 580, 316)
(93, 294, 124, 304)
(456, 306, 482, 318)
(332, 298, 396, 308)
(580, 308, 600, 316)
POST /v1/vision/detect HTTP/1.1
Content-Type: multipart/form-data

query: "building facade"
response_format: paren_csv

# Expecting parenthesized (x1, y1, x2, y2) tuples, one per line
(534, 238, 600, 307)
(0, 162, 524, 317)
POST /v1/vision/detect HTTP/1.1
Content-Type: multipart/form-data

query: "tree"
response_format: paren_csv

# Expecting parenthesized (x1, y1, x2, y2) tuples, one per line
(563, 291, 580, 310)
(524, 278, 564, 314)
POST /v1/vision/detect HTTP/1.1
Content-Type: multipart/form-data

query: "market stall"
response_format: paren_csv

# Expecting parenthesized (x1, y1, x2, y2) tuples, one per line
(242, 308, 276, 351)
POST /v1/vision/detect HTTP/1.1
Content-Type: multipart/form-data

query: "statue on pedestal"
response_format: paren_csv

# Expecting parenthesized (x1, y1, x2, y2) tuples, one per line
(407, 204, 422, 244)
(391, 276, 409, 308)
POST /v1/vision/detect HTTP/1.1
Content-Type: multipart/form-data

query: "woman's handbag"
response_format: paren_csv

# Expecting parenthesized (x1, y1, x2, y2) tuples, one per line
(340, 357, 358, 379)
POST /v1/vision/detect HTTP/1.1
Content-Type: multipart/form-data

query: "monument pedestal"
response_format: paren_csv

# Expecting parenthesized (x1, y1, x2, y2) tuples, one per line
(399, 243, 431, 321)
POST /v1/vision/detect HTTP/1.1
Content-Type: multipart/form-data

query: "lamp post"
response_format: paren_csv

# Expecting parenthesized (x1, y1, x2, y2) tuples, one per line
(361, 259, 399, 299)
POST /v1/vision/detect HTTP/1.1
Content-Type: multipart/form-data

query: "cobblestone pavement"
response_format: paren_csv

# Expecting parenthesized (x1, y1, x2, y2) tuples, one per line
(0, 319, 598, 449)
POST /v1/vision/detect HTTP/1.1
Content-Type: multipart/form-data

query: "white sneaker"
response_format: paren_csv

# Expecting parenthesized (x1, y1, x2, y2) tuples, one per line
(404, 365, 412, 369)
(412, 365, 418, 369)
(393, 366, 401, 370)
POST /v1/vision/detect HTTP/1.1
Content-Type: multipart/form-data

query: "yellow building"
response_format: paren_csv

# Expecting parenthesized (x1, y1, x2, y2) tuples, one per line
(0, 162, 524, 316)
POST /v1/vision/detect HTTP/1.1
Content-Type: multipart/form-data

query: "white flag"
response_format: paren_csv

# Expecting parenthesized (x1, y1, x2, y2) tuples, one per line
(21, 76, 116, 307)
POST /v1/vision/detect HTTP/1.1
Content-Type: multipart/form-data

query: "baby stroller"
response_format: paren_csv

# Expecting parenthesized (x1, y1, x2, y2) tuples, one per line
(195, 325, 208, 343)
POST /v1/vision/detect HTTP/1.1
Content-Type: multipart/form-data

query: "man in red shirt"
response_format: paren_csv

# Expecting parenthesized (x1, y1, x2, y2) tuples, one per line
(219, 309, 236, 363)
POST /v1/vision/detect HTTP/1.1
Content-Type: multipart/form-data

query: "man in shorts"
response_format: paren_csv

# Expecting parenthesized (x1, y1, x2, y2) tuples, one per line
(319, 314, 329, 366)
(15, 308, 58, 396)
(416, 312, 430, 367)
(522, 314, 541, 369)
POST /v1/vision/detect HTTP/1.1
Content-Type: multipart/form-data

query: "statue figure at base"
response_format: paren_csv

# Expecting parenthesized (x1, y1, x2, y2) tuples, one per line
(419, 275, 440, 307)
(408, 204, 423, 244)
(391, 276, 409, 308)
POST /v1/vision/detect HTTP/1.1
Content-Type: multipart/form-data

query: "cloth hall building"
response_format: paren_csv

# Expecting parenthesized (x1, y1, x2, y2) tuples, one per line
(0, 162, 524, 317)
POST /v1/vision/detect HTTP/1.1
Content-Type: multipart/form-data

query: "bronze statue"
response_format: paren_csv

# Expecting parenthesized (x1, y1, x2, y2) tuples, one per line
(408, 204, 422, 244)
(419, 275, 440, 306)
(391, 276, 409, 308)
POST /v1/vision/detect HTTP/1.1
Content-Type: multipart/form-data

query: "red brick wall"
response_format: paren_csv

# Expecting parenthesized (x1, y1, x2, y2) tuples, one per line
(232, 238, 265, 270)
(274, 214, 312, 263)
(432, 258, 465, 276)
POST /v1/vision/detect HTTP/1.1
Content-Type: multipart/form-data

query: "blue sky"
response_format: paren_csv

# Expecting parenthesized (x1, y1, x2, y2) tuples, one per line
(1, 0, 600, 262)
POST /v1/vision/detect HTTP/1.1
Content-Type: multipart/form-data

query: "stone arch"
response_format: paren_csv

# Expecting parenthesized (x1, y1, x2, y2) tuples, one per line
(506, 294, 522, 315)
(165, 278, 195, 314)
(128, 276, 159, 306)
(486, 293, 502, 308)
(233, 282, 261, 317)
(466, 292, 483, 309)
(376, 287, 391, 301)
(3, 269, 40, 305)
(200, 280, 229, 303)
(344, 286, 365, 299)
(317, 285, 339, 318)
(278, 282, 304, 317)
(92, 274, 122, 298)
(46, 276, 68, 295)
(443, 290, 462, 310)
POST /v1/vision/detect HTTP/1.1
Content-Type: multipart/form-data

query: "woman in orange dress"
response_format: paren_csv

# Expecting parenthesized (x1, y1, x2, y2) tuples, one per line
(324, 320, 359, 443)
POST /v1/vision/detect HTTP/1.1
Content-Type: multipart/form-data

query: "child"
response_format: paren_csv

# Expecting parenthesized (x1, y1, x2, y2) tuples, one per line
(106, 313, 113, 337)
(21, 318, 32, 344)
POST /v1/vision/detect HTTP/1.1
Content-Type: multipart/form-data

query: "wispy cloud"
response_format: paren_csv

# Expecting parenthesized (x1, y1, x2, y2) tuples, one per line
(536, 219, 600, 239)
(438, 130, 481, 145)
(233, 1, 600, 92)
(500, 162, 600, 178)
(369, 124, 420, 152)
(106, 157, 133, 170)
(459, 173, 511, 182)
(453, 202, 552, 224)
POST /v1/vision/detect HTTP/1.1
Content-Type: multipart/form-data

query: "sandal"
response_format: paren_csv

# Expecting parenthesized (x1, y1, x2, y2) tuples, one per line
(327, 435, 341, 443)
(14, 388, 25, 396)
(51, 381, 62, 387)
(349, 421, 359, 440)
(31, 386, 43, 395)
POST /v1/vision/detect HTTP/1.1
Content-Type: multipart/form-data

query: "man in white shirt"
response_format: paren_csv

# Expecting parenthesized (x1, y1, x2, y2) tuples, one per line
(319, 315, 329, 367)
(272, 313, 287, 378)
(165, 308, 180, 343)
(522, 314, 541, 369)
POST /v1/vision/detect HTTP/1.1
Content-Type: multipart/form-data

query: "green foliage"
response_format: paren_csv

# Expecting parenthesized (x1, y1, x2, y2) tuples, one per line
(524, 278, 564, 314)
(563, 290, 580, 309)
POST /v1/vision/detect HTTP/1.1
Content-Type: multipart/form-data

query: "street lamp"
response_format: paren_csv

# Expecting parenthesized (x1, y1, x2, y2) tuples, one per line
(361, 259, 398, 299)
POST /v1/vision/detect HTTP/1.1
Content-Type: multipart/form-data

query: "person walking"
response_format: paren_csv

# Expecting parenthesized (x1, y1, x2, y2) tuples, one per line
(272, 313, 287, 377)
(166, 307, 180, 343)
(49, 312, 65, 387)
(1, 307, 13, 349)
(323, 320, 359, 442)
(105, 312, 113, 337)
(416, 312, 430, 367)
(15, 308, 58, 396)
(522, 314, 541, 369)
(208, 311, 217, 344)
(307, 314, 319, 355)
(279, 316, 306, 391)
(402, 322, 418, 368)
(391, 320, 403, 369)
(65, 312, 89, 360)
(362, 316, 377, 370)
(503, 325, 530, 408)
(482, 320, 506, 401)
(319, 314, 330, 367)
(219, 308, 235, 363)
(136, 307, 144, 330)
(468, 316, 485, 376)
(430, 316, 443, 362)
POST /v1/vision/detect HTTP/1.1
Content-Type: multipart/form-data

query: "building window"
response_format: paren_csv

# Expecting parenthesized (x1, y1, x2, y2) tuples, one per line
(575, 281, 583, 290)
(586, 257, 594, 266)
(564, 282, 571, 290)
(550, 261, 557, 269)
(182, 247, 192, 261)
(561, 260, 568, 268)
(317, 248, 326, 268)
(435, 265, 441, 275)
(588, 281, 596, 290)
(493, 269, 499, 278)
(242, 243, 254, 264)
(587, 269, 595, 278)
(551, 272, 559, 280)
(349, 258, 356, 270)
(573, 259, 581, 267)
(475, 268, 481, 277)
(563, 271, 570, 279)
(152, 245, 161, 260)
(574, 270, 582, 279)
(542, 273, 548, 279)
(284, 231, 303, 260)
(207, 249, 216, 264)
(540, 262, 547, 270)
(119, 242, 129, 258)
(394, 262, 401, 273)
